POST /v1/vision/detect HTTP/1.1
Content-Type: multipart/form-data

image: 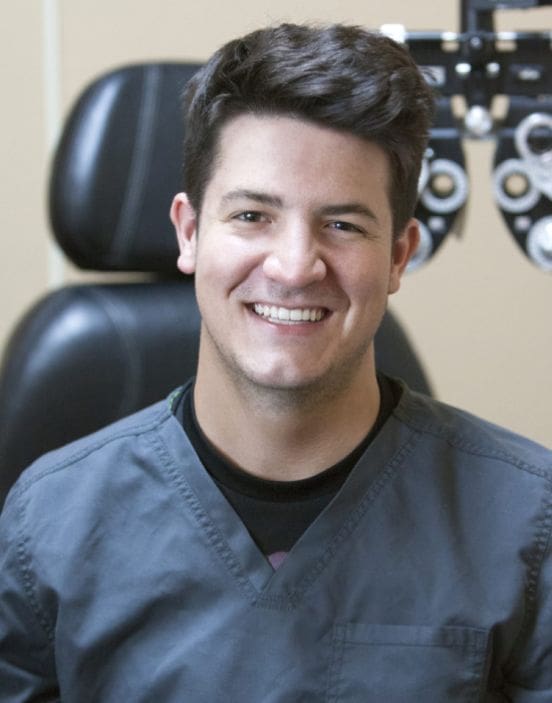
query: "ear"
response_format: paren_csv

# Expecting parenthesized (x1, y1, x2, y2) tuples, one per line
(170, 193, 198, 274)
(388, 218, 420, 294)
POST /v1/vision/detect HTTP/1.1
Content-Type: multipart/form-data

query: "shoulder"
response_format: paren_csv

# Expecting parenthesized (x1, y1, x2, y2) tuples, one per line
(0, 389, 189, 647)
(393, 381, 552, 483)
(2, 389, 185, 513)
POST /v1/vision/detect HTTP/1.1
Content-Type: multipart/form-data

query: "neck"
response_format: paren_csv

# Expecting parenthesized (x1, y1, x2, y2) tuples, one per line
(193, 352, 380, 482)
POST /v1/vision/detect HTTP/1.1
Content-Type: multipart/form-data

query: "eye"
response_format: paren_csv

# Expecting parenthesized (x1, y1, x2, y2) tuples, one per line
(234, 211, 266, 223)
(327, 220, 365, 235)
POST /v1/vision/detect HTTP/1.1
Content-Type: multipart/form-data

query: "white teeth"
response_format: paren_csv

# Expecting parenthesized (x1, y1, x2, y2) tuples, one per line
(253, 304, 325, 323)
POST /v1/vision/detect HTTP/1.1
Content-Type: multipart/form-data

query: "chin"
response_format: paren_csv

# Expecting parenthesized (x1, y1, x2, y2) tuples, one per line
(246, 368, 321, 392)
(241, 359, 356, 400)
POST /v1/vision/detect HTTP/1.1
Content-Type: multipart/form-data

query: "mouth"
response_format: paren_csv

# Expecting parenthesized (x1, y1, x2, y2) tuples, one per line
(251, 303, 328, 324)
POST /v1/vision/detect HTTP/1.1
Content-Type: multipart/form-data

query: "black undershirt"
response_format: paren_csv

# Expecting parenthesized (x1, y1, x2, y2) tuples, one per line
(174, 376, 400, 557)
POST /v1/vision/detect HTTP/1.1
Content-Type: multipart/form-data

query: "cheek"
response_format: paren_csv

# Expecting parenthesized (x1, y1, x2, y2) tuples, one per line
(195, 236, 264, 295)
(337, 256, 391, 302)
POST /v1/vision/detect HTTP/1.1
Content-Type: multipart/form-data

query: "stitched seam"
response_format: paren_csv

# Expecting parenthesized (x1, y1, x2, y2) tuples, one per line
(13, 406, 173, 497)
(13, 491, 55, 642)
(395, 400, 551, 481)
(327, 625, 488, 703)
(340, 625, 489, 650)
(338, 640, 485, 650)
(299, 431, 419, 596)
(5, 403, 177, 650)
(263, 429, 422, 609)
(397, 398, 552, 683)
(145, 430, 259, 604)
(325, 624, 346, 703)
(503, 477, 552, 673)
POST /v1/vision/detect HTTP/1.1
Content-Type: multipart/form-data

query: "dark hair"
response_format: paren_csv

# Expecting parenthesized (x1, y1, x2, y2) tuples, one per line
(183, 23, 435, 235)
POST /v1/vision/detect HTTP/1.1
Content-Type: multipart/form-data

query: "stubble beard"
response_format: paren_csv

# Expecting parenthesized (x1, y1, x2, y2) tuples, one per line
(197, 320, 377, 416)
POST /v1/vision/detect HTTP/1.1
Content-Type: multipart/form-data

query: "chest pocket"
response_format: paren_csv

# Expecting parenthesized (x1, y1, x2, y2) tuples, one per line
(325, 623, 490, 702)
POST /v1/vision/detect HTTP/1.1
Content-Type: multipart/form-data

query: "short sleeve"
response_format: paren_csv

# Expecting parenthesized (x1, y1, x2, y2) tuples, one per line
(0, 488, 58, 701)
(502, 484, 552, 700)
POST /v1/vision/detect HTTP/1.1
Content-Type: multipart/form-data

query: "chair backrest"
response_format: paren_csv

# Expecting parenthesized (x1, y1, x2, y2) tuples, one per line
(50, 63, 201, 272)
(0, 63, 432, 508)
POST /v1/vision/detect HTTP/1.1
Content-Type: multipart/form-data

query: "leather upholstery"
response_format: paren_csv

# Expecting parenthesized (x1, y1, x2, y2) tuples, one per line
(0, 280, 200, 490)
(49, 63, 201, 271)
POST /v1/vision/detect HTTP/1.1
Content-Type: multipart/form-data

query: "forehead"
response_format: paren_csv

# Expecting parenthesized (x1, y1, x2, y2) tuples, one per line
(203, 114, 392, 211)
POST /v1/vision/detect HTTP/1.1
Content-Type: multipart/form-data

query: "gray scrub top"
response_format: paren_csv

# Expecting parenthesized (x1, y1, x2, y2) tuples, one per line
(0, 384, 551, 701)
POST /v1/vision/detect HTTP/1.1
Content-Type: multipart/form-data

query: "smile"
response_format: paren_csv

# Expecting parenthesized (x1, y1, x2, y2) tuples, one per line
(252, 303, 326, 324)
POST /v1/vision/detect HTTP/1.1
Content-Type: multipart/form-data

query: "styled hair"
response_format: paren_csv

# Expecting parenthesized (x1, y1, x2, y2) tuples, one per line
(183, 23, 435, 235)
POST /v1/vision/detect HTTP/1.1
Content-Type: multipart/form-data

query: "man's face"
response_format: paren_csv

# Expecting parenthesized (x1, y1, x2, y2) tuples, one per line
(171, 114, 418, 397)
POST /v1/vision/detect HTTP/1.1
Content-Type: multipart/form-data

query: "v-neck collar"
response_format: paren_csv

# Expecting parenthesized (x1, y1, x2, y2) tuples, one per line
(152, 388, 421, 608)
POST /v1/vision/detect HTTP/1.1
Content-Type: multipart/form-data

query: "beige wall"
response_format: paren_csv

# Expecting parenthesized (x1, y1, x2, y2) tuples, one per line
(1, 0, 550, 446)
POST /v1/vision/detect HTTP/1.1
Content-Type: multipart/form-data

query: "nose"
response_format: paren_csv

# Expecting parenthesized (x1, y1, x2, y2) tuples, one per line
(262, 223, 327, 287)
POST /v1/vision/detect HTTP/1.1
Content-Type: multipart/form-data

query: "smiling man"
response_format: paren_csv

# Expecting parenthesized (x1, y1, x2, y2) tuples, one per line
(1, 23, 552, 702)
(171, 114, 417, 482)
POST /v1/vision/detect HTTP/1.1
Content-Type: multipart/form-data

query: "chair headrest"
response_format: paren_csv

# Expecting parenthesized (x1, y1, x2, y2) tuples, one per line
(49, 63, 201, 272)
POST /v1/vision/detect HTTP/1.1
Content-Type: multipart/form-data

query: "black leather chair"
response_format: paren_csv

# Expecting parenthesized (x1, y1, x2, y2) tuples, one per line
(0, 63, 431, 508)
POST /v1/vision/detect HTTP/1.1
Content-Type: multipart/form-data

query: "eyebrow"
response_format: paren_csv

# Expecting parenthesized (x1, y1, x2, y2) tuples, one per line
(221, 189, 283, 208)
(316, 203, 379, 224)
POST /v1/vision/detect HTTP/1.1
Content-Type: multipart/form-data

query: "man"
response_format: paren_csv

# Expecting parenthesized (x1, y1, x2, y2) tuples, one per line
(0, 23, 551, 702)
